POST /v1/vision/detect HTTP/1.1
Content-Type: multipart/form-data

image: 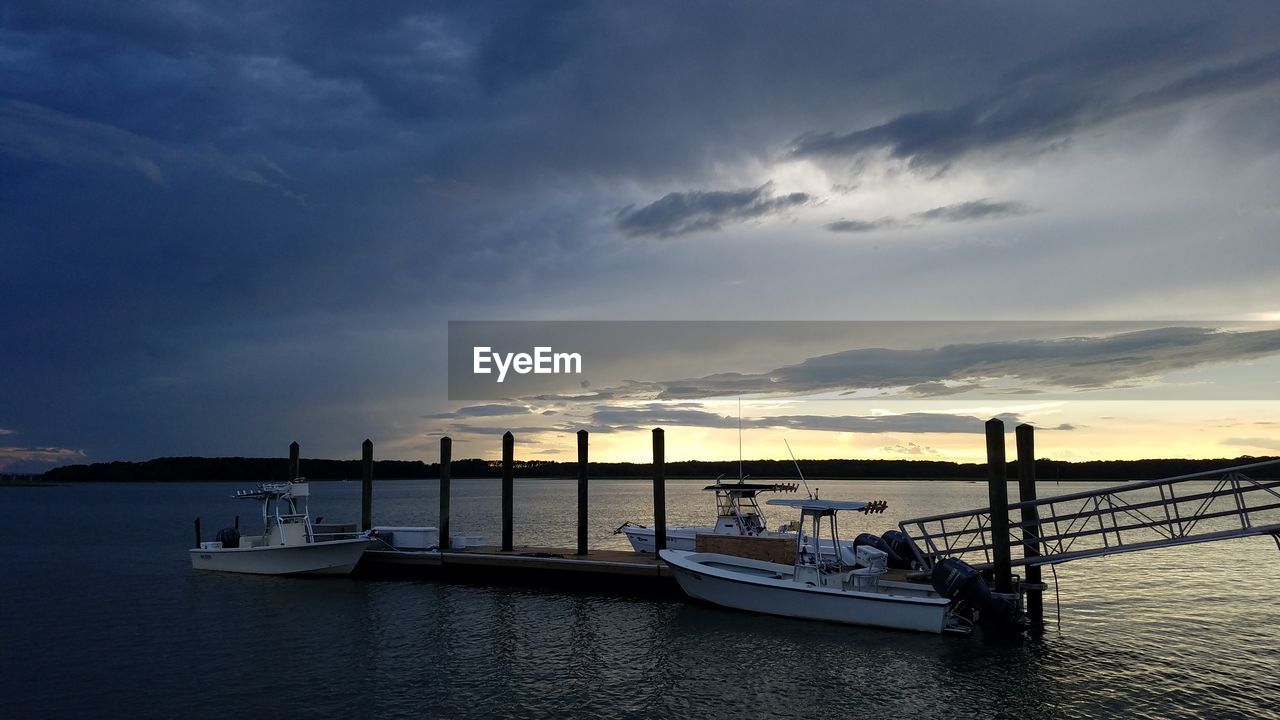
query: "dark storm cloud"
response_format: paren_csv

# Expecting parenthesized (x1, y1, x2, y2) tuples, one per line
(790, 32, 1280, 170)
(615, 183, 810, 238)
(825, 199, 1036, 233)
(523, 328, 1280, 403)
(0, 100, 297, 193)
(2, 2, 1279, 465)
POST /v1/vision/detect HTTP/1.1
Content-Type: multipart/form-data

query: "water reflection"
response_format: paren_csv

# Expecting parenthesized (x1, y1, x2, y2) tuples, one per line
(1, 480, 1278, 719)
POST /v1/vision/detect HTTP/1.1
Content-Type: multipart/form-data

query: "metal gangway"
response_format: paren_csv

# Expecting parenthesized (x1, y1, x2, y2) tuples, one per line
(900, 458, 1280, 570)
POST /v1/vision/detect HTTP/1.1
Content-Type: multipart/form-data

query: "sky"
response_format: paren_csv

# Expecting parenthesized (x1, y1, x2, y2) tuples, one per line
(3, 2, 1280, 471)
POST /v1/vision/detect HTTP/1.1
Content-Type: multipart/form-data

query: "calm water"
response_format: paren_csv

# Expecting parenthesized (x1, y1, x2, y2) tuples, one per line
(2, 479, 1278, 719)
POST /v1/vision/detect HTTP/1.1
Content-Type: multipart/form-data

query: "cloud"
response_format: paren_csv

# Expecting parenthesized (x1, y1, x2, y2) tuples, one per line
(882, 442, 939, 456)
(3, 3, 1280, 464)
(902, 381, 987, 397)
(424, 404, 532, 419)
(585, 403, 1019, 434)
(824, 217, 900, 234)
(433, 423, 552, 441)
(0, 100, 296, 195)
(826, 198, 1037, 234)
(1221, 437, 1280, 452)
(523, 327, 1280, 403)
(789, 42, 1280, 170)
(914, 199, 1036, 223)
(0, 446, 85, 471)
(616, 182, 810, 238)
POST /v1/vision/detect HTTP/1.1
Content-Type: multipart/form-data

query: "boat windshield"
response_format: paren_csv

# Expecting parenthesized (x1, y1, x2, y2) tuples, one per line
(707, 481, 798, 536)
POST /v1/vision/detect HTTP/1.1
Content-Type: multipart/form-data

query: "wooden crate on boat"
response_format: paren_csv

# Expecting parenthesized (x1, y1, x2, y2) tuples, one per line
(694, 534, 793, 564)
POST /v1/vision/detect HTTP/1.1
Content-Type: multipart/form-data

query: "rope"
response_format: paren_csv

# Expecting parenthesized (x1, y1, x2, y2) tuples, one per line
(369, 534, 439, 554)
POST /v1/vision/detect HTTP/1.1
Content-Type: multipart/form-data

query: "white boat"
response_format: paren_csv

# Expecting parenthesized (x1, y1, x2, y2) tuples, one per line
(190, 480, 373, 575)
(617, 479, 883, 561)
(660, 498, 958, 634)
(617, 480, 800, 552)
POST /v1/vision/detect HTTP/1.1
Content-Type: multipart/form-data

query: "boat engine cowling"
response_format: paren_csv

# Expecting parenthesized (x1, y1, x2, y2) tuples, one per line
(215, 526, 241, 549)
(878, 530, 916, 569)
(930, 558, 1021, 634)
(852, 533, 904, 567)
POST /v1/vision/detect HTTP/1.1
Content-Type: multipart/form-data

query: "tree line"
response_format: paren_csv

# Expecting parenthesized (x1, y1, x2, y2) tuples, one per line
(39, 454, 1278, 483)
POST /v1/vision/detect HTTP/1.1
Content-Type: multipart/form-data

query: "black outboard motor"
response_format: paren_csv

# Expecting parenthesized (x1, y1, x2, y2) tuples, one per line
(879, 530, 916, 569)
(852, 533, 904, 566)
(931, 557, 1022, 635)
(215, 526, 241, 549)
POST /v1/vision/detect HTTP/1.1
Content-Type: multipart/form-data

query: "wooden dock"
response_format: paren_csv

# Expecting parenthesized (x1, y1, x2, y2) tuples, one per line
(359, 545, 680, 596)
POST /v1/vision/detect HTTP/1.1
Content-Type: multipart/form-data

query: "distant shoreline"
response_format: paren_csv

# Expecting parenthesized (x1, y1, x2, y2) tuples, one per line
(35, 455, 1278, 484)
(0, 478, 62, 487)
(6, 476, 1141, 485)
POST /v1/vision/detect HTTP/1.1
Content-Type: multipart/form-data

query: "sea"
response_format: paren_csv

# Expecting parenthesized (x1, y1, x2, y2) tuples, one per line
(2, 478, 1277, 719)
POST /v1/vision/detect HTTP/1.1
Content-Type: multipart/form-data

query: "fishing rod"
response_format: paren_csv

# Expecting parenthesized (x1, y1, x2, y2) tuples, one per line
(738, 397, 743, 484)
(783, 438, 814, 499)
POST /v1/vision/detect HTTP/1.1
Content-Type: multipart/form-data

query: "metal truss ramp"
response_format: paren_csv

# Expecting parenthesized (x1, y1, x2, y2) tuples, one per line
(901, 458, 1280, 569)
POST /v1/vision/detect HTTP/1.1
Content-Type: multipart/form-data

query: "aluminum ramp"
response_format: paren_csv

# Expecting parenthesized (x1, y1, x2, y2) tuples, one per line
(900, 458, 1280, 569)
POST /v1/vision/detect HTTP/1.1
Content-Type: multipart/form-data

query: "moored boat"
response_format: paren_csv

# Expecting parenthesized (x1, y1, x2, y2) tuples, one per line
(616, 479, 802, 552)
(660, 498, 960, 634)
(189, 480, 372, 575)
(617, 479, 889, 561)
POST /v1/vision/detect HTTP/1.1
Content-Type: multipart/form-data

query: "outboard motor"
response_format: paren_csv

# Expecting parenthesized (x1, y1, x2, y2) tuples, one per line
(215, 526, 241, 549)
(879, 530, 916, 569)
(931, 558, 1022, 635)
(852, 533, 904, 567)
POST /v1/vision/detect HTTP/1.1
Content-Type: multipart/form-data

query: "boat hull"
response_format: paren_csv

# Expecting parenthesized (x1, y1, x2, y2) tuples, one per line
(621, 525, 707, 552)
(190, 538, 373, 575)
(660, 550, 948, 633)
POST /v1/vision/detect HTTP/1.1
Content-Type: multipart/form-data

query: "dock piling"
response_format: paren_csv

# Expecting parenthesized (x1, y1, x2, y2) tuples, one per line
(1016, 423, 1044, 630)
(288, 441, 299, 481)
(653, 427, 667, 553)
(577, 430, 589, 556)
(361, 439, 373, 532)
(502, 431, 514, 552)
(985, 418, 1013, 594)
(439, 436, 452, 550)
(193, 516, 201, 549)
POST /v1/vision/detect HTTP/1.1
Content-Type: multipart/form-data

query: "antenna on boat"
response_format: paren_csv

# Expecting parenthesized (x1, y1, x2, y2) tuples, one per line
(784, 438, 813, 499)
(738, 396, 744, 484)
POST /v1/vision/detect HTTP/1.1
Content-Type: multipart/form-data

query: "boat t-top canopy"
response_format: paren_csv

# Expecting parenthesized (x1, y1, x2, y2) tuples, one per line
(703, 482, 799, 495)
(233, 480, 309, 501)
(767, 498, 867, 513)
